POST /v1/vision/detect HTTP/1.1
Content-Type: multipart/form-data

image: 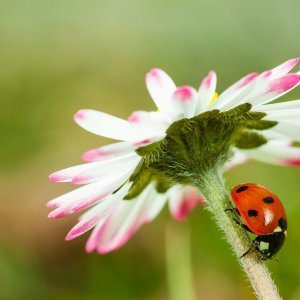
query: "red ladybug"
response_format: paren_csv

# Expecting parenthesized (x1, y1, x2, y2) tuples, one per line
(230, 183, 287, 260)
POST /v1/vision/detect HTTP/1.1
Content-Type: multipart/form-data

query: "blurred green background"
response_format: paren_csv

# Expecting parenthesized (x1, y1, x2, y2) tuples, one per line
(1, 0, 300, 299)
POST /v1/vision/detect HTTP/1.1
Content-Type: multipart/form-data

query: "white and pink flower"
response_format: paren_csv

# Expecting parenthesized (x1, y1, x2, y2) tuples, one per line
(49, 58, 300, 254)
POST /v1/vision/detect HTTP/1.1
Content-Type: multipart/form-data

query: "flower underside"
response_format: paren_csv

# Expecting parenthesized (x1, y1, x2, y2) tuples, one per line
(48, 58, 300, 256)
(126, 103, 278, 199)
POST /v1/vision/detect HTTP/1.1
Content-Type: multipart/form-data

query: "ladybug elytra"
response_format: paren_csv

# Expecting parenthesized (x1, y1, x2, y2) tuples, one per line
(230, 183, 287, 260)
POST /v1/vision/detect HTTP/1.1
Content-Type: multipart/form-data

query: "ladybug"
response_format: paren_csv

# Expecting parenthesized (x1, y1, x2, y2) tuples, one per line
(229, 183, 287, 260)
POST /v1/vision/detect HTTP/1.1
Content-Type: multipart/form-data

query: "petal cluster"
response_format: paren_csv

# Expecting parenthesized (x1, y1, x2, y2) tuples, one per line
(49, 58, 300, 253)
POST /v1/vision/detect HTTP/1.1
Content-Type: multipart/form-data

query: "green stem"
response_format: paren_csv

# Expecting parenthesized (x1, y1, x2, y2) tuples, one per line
(165, 222, 196, 300)
(194, 169, 281, 300)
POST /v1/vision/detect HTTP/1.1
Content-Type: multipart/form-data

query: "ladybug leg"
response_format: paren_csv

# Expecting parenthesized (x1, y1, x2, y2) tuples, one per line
(240, 248, 251, 259)
(225, 208, 240, 215)
(240, 238, 260, 259)
(225, 208, 252, 232)
(232, 218, 252, 233)
(225, 208, 241, 219)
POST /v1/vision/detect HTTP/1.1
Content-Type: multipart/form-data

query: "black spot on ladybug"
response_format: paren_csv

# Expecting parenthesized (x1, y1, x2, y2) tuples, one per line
(236, 186, 248, 193)
(278, 217, 287, 231)
(248, 209, 258, 217)
(263, 196, 274, 204)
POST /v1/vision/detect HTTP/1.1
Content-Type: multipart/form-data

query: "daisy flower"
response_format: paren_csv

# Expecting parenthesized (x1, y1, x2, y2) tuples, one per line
(48, 58, 300, 255)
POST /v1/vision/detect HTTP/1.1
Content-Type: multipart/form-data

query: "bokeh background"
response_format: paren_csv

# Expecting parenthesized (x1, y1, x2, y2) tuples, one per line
(1, 0, 300, 299)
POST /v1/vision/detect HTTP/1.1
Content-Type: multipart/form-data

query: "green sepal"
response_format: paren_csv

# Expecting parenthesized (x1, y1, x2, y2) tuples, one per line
(155, 178, 174, 193)
(124, 166, 153, 200)
(244, 111, 266, 120)
(243, 119, 278, 130)
(136, 140, 165, 157)
(234, 130, 267, 149)
(192, 109, 220, 121)
(217, 103, 251, 117)
(124, 160, 175, 200)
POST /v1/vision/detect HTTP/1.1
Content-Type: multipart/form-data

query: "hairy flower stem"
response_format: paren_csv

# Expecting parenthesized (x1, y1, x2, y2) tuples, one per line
(195, 169, 281, 300)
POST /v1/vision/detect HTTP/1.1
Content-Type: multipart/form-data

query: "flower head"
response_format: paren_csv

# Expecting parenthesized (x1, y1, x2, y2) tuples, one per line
(49, 58, 300, 254)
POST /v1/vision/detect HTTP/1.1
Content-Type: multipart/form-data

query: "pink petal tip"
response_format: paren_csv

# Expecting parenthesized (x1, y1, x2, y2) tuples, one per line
(128, 111, 141, 123)
(201, 71, 216, 89)
(269, 74, 300, 93)
(283, 158, 300, 166)
(48, 210, 68, 219)
(288, 57, 299, 66)
(174, 86, 194, 101)
(49, 173, 64, 182)
(46, 201, 57, 208)
(85, 243, 95, 253)
(133, 139, 151, 147)
(147, 68, 162, 81)
(82, 148, 110, 162)
(66, 219, 98, 241)
(74, 110, 87, 121)
(72, 175, 91, 185)
(238, 72, 258, 88)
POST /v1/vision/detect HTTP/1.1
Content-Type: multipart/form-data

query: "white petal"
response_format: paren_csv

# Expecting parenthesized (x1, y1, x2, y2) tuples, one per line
(49, 163, 98, 183)
(82, 137, 166, 163)
(195, 71, 217, 114)
(85, 218, 108, 253)
(96, 192, 148, 254)
(242, 140, 300, 166)
(144, 190, 168, 221)
(86, 201, 135, 254)
(95, 183, 166, 254)
(128, 110, 170, 135)
(86, 188, 148, 253)
(168, 186, 182, 219)
(224, 150, 250, 170)
(256, 99, 300, 113)
(262, 129, 291, 140)
(65, 183, 131, 240)
(243, 74, 300, 107)
(168, 185, 205, 221)
(264, 58, 299, 80)
(47, 170, 132, 216)
(134, 184, 167, 222)
(264, 109, 300, 123)
(211, 73, 258, 111)
(269, 123, 300, 140)
(213, 58, 299, 111)
(50, 152, 138, 183)
(74, 109, 164, 142)
(146, 68, 177, 113)
(100, 185, 157, 250)
(171, 86, 198, 118)
(72, 154, 140, 185)
(82, 141, 135, 162)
